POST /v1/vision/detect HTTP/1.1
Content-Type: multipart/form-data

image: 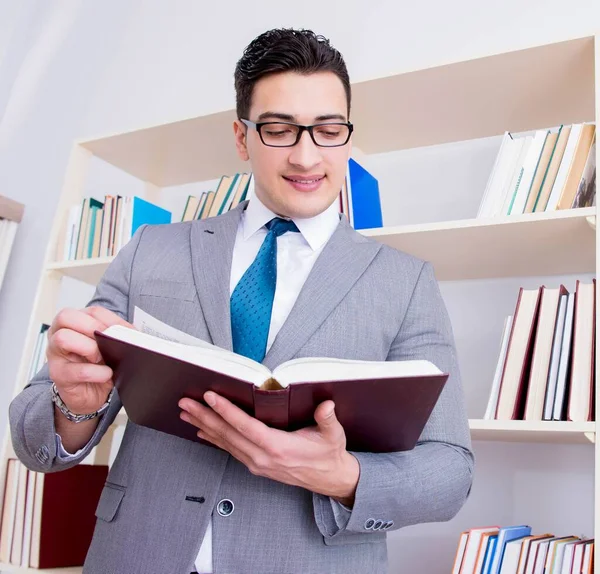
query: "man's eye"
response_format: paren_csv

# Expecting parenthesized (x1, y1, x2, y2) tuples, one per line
(265, 129, 292, 137)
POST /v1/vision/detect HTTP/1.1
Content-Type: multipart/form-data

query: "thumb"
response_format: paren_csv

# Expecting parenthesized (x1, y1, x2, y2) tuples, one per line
(314, 401, 342, 438)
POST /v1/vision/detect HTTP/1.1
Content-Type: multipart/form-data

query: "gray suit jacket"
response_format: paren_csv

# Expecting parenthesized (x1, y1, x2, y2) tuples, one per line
(9, 201, 474, 574)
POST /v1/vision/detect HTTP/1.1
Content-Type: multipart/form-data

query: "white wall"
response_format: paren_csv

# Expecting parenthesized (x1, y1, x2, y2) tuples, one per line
(0, 1, 599, 572)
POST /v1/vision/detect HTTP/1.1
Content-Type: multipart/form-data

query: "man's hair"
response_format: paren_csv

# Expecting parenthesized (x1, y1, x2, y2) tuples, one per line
(234, 28, 351, 120)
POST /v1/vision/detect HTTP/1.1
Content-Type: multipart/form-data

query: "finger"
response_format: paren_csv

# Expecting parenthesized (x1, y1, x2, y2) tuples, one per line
(50, 361, 113, 387)
(48, 328, 104, 364)
(179, 398, 265, 458)
(84, 306, 134, 330)
(314, 401, 344, 440)
(49, 308, 111, 340)
(202, 392, 271, 449)
(196, 427, 256, 470)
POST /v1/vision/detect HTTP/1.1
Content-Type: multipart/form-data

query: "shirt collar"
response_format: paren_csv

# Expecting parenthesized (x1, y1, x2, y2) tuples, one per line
(242, 192, 340, 251)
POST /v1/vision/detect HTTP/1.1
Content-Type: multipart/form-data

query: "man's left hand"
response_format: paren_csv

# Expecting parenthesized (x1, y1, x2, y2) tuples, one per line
(179, 392, 360, 506)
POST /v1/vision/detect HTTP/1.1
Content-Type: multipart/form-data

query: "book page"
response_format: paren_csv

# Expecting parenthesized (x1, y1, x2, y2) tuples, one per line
(133, 306, 225, 351)
(273, 356, 442, 387)
(101, 307, 271, 385)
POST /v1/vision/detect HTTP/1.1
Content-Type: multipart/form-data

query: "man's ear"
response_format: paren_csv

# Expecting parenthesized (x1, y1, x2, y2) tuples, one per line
(233, 120, 249, 161)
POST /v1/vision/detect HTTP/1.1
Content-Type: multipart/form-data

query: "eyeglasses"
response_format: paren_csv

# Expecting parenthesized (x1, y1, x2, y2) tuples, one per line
(240, 119, 353, 148)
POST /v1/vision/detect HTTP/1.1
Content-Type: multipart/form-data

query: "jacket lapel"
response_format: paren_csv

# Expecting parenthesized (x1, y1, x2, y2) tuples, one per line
(263, 217, 382, 370)
(189, 201, 248, 351)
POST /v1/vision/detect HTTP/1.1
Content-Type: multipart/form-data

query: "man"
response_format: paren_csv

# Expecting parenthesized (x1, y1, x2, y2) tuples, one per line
(9, 28, 474, 574)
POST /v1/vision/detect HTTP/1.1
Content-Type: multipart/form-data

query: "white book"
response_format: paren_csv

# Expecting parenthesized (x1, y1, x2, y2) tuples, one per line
(552, 292, 575, 420)
(499, 538, 524, 574)
(542, 293, 568, 420)
(501, 136, 533, 215)
(546, 123, 583, 210)
(20, 469, 36, 567)
(484, 315, 513, 419)
(508, 130, 549, 215)
(478, 132, 512, 218)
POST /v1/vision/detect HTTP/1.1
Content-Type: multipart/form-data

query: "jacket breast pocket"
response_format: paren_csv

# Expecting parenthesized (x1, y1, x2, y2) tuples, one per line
(95, 482, 126, 523)
(139, 280, 196, 302)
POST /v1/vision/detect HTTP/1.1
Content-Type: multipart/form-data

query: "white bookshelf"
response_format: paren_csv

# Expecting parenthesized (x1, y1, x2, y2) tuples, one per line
(1, 33, 597, 572)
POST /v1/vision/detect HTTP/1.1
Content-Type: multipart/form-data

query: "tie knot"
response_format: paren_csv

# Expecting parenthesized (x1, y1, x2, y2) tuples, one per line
(266, 217, 299, 237)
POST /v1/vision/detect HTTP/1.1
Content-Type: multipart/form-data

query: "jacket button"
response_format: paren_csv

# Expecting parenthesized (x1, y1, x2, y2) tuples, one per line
(373, 520, 383, 530)
(364, 518, 375, 530)
(216, 499, 234, 517)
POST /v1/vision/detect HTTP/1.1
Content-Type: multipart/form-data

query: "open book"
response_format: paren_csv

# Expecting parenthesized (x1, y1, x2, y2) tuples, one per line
(94, 309, 448, 452)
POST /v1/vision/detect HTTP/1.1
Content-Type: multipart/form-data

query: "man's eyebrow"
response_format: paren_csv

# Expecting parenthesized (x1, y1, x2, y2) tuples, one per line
(255, 112, 348, 123)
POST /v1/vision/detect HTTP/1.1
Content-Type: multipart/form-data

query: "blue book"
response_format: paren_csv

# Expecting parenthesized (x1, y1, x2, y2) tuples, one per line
(131, 196, 171, 236)
(482, 535, 498, 574)
(489, 525, 531, 574)
(347, 158, 382, 230)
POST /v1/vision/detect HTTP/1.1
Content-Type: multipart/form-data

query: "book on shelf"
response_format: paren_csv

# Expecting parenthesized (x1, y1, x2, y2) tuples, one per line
(180, 172, 253, 222)
(477, 122, 596, 219)
(180, 159, 383, 229)
(27, 323, 50, 382)
(59, 195, 172, 262)
(0, 216, 20, 291)
(485, 279, 595, 422)
(0, 459, 107, 568)
(93, 307, 447, 453)
(452, 523, 593, 574)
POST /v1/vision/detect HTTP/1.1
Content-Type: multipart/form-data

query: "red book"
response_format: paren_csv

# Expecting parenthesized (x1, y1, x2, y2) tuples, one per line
(95, 326, 449, 453)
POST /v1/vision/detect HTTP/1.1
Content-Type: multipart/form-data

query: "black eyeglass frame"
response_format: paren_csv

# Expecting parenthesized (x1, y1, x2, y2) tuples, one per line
(240, 118, 354, 148)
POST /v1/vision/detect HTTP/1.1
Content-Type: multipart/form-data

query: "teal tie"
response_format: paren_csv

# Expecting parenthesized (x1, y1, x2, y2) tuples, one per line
(230, 217, 300, 362)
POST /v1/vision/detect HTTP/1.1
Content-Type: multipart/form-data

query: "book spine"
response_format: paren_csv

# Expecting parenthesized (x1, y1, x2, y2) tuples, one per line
(253, 389, 289, 430)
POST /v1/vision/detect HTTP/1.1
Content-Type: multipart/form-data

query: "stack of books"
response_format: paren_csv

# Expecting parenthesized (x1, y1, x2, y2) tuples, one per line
(59, 195, 172, 261)
(0, 460, 107, 568)
(181, 159, 384, 230)
(452, 524, 594, 574)
(0, 217, 19, 290)
(485, 280, 595, 422)
(180, 172, 252, 222)
(477, 123, 596, 218)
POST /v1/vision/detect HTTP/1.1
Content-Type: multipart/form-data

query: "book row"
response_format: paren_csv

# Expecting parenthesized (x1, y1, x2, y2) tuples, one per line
(453, 524, 594, 574)
(0, 459, 107, 568)
(485, 280, 595, 422)
(452, 525, 594, 574)
(56, 158, 383, 262)
(478, 123, 596, 218)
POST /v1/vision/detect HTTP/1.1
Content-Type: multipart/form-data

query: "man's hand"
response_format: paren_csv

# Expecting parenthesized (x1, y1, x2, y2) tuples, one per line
(179, 392, 360, 506)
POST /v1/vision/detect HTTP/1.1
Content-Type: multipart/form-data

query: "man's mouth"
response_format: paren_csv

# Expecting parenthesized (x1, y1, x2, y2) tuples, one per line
(282, 175, 326, 192)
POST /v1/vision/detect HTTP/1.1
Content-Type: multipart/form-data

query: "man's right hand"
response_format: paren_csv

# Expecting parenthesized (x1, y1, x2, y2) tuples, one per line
(47, 306, 133, 415)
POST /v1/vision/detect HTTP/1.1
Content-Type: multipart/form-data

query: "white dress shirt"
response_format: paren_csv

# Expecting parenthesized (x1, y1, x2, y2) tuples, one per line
(56, 193, 341, 573)
(195, 193, 340, 572)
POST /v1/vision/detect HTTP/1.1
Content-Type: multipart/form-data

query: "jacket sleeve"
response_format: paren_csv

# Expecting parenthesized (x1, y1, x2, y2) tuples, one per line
(314, 261, 474, 543)
(8, 225, 148, 473)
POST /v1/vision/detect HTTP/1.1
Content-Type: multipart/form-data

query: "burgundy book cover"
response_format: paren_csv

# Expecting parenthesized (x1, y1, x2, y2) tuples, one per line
(37, 464, 107, 568)
(95, 331, 449, 453)
(494, 286, 542, 420)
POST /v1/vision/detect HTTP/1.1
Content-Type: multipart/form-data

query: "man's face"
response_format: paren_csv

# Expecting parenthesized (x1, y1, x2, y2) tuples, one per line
(234, 71, 351, 219)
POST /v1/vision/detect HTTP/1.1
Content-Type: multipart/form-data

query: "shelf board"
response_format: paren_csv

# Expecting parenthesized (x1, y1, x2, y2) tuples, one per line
(46, 208, 596, 285)
(46, 256, 114, 285)
(469, 419, 595, 444)
(0, 564, 81, 573)
(361, 207, 596, 280)
(77, 36, 595, 186)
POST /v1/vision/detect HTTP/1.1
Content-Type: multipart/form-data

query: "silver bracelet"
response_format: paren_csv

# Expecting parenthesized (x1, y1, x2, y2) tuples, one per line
(51, 382, 114, 423)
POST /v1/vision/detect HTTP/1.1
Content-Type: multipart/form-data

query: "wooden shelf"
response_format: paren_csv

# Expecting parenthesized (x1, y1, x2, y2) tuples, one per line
(46, 256, 114, 285)
(469, 419, 595, 444)
(0, 568, 81, 573)
(77, 36, 595, 187)
(361, 207, 596, 280)
(45, 208, 596, 284)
